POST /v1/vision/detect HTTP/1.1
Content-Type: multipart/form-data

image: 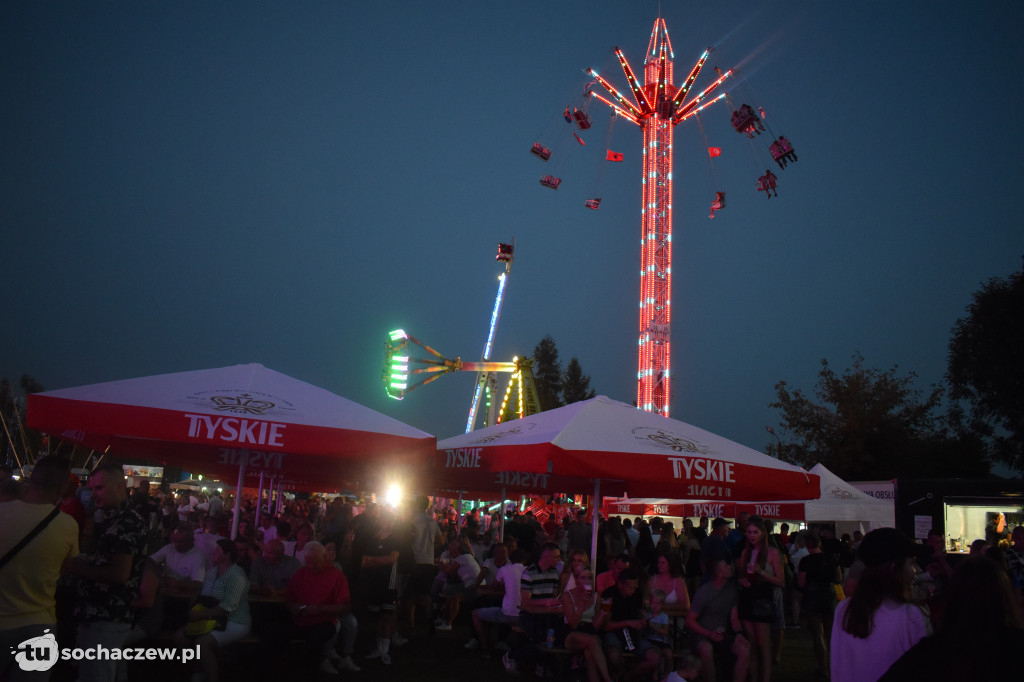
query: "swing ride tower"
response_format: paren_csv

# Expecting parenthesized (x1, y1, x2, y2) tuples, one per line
(586, 18, 731, 417)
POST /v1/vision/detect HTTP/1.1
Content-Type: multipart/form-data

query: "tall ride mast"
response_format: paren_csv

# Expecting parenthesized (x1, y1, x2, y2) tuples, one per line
(587, 18, 730, 417)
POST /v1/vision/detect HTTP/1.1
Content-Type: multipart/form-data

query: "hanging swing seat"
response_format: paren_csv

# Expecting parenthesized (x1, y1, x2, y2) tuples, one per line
(539, 175, 562, 190)
(563, 106, 573, 123)
(530, 142, 552, 161)
(585, 198, 602, 210)
(572, 107, 592, 130)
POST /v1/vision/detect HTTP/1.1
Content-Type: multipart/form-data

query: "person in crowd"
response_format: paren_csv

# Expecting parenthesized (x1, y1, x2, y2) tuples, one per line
(736, 516, 784, 682)
(623, 518, 639, 553)
(878, 555, 1024, 680)
(283, 523, 314, 566)
(634, 519, 657, 570)
(568, 510, 592, 554)
(150, 524, 208, 598)
(596, 552, 630, 594)
(558, 564, 614, 682)
(435, 540, 481, 631)
(279, 541, 358, 675)
(830, 528, 930, 682)
(798, 533, 842, 679)
(472, 540, 509, 602)
(116, 556, 162, 682)
(557, 549, 591, 595)
(193, 516, 224, 562)
(361, 509, 401, 665)
(401, 494, 442, 637)
(471, 547, 528, 654)
(207, 490, 224, 519)
(986, 511, 1011, 546)
(595, 567, 661, 680)
(506, 542, 562, 675)
(257, 514, 277, 545)
(65, 465, 147, 682)
(249, 538, 301, 595)
(701, 518, 732, 584)
(647, 552, 691, 619)
(725, 512, 748, 552)
(1006, 525, 1024, 596)
(0, 456, 80, 682)
(177, 538, 250, 682)
(646, 589, 674, 676)
(682, 519, 703, 595)
(686, 557, 750, 682)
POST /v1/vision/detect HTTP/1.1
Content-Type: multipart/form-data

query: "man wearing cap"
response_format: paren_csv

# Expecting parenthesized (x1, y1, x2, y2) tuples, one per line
(700, 518, 733, 585)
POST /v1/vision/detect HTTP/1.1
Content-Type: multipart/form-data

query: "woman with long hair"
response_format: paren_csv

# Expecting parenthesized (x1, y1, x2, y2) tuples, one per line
(830, 528, 929, 682)
(879, 555, 1024, 680)
(558, 564, 615, 682)
(736, 516, 784, 682)
(647, 552, 690, 613)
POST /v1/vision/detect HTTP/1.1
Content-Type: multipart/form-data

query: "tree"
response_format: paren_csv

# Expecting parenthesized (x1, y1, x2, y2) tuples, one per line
(768, 354, 988, 481)
(947, 259, 1024, 473)
(561, 357, 595, 405)
(533, 335, 563, 411)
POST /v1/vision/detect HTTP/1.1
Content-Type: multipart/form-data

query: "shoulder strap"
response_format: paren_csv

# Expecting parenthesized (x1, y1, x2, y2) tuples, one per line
(0, 506, 62, 571)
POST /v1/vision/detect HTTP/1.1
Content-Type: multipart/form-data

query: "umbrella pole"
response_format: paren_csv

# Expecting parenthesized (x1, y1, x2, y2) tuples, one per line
(230, 456, 247, 540)
(254, 470, 265, 529)
(499, 487, 506, 542)
(458, 491, 463, 531)
(276, 476, 283, 515)
(590, 478, 600, 565)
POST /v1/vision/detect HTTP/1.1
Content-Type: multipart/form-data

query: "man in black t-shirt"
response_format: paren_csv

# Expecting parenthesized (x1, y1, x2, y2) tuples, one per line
(597, 567, 660, 679)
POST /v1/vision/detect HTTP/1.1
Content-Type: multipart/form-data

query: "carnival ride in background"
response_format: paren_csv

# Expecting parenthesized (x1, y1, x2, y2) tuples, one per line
(383, 241, 541, 429)
(527, 17, 799, 420)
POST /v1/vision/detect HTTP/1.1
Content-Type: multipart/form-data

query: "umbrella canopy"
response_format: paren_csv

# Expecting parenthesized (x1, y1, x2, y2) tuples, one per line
(436, 395, 819, 501)
(603, 464, 890, 525)
(27, 363, 435, 491)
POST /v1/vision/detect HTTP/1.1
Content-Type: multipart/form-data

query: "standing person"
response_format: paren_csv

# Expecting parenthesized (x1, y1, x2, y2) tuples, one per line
(736, 516, 784, 682)
(830, 528, 930, 682)
(700, 518, 732, 584)
(798, 533, 842, 678)
(362, 510, 401, 665)
(402, 494, 442, 636)
(0, 457, 80, 682)
(986, 511, 1011, 546)
(64, 465, 147, 682)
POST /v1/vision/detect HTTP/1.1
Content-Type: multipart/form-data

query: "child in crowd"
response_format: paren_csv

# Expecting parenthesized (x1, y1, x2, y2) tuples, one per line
(647, 590, 674, 677)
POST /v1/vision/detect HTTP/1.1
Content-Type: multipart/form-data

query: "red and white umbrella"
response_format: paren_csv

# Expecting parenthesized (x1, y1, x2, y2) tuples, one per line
(436, 395, 819, 502)
(27, 363, 435, 493)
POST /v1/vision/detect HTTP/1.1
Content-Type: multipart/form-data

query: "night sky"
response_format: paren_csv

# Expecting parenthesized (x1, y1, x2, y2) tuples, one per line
(3, 2, 1023, 467)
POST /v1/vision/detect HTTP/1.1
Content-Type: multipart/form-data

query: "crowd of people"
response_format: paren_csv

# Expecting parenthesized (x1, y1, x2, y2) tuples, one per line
(2, 457, 1023, 682)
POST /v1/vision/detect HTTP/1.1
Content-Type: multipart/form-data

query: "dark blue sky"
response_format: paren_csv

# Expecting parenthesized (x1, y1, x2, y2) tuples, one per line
(3, 2, 1023, 462)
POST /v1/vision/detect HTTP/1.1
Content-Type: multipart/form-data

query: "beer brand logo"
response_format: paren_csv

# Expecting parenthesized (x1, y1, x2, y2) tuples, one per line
(210, 394, 275, 415)
(467, 421, 537, 444)
(827, 485, 855, 500)
(632, 427, 709, 454)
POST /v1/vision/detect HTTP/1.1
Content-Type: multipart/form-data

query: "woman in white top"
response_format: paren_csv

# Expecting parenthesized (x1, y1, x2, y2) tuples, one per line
(830, 528, 930, 682)
(646, 552, 690, 613)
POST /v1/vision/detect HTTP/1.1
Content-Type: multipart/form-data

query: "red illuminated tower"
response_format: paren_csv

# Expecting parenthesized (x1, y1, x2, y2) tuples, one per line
(587, 18, 732, 416)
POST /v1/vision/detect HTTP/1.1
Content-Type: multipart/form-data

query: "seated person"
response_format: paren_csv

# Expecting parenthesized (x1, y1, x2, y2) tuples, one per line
(250, 538, 301, 596)
(595, 567, 661, 680)
(473, 541, 511, 605)
(778, 136, 797, 164)
(151, 523, 208, 596)
(596, 553, 631, 594)
(193, 516, 225, 562)
(471, 548, 528, 654)
(710, 191, 726, 218)
(282, 523, 315, 566)
(266, 541, 358, 675)
(435, 540, 482, 630)
(559, 564, 614, 682)
(686, 558, 750, 682)
(507, 543, 563, 675)
(769, 141, 785, 168)
(176, 539, 251, 682)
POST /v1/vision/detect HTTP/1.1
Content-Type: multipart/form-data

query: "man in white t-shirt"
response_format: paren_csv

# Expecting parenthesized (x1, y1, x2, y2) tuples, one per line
(150, 524, 208, 595)
(470, 547, 527, 653)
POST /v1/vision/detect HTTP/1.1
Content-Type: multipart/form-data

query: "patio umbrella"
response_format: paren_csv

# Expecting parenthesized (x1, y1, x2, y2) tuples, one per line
(436, 395, 819, 501)
(27, 363, 435, 532)
(437, 395, 819, 560)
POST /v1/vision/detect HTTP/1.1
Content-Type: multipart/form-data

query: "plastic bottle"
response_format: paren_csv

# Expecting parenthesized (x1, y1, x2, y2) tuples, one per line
(546, 628, 555, 648)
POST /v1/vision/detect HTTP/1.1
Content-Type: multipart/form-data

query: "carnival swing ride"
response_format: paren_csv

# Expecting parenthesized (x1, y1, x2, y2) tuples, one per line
(383, 241, 541, 431)
(527, 17, 798, 418)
